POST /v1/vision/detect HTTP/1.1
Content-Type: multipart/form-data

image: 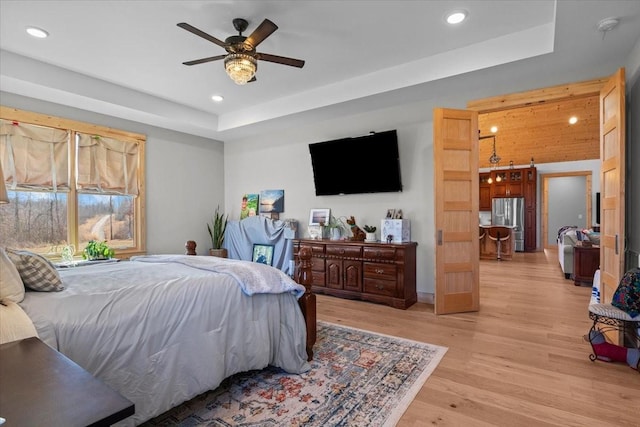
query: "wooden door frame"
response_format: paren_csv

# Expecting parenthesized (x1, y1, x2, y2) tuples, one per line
(540, 171, 593, 248)
(467, 77, 607, 252)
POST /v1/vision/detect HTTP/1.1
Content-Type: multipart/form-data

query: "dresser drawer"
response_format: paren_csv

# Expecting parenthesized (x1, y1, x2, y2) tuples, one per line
(364, 278, 396, 297)
(363, 262, 396, 281)
(311, 257, 325, 272)
(363, 246, 396, 261)
(326, 245, 362, 258)
(300, 243, 326, 256)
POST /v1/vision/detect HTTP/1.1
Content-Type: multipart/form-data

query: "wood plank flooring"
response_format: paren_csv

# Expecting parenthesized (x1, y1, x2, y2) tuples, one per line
(316, 249, 640, 426)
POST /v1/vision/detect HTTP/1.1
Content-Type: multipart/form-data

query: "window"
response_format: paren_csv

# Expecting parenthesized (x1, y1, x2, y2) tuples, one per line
(0, 107, 146, 259)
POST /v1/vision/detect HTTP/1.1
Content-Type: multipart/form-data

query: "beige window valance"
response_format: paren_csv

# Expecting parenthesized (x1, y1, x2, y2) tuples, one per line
(76, 133, 139, 196)
(0, 119, 69, 191)
(0, 120, 140, 196)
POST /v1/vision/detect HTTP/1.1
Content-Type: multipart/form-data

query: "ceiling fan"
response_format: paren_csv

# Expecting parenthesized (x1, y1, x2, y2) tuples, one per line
(178, 18, 305, 85)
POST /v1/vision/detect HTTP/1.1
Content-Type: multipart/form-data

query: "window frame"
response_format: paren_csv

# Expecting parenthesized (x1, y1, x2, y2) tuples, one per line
(0, 106, 146, 259)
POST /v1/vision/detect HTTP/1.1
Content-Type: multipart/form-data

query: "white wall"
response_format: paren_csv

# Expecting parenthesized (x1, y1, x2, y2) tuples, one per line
(224, 108, 437, 299)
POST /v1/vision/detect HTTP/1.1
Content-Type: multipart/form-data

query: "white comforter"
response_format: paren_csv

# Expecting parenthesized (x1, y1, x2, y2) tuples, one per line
(20, 255, 310, 426)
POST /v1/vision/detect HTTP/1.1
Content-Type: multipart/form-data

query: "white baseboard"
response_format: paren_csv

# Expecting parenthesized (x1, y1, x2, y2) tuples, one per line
(417, 292, 434, 304)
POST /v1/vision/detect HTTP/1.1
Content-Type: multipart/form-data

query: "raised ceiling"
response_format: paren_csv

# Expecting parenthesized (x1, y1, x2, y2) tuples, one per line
(1, 1, 639, 142)
(477, 94, 600, 168)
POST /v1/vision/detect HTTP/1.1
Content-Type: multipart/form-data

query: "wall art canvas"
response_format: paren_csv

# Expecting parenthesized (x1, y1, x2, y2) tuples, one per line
(240, 194, 259, 220)
(260, 189, 285, 213)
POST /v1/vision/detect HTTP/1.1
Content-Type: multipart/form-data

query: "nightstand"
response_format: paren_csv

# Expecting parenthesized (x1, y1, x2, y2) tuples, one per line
(0, 337, 134, 426)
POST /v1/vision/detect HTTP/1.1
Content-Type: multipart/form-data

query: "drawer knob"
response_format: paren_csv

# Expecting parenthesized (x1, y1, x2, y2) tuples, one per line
(376, 284, 384, 290)
(375, 268, 384, 274)
(376, 251, 382, 257)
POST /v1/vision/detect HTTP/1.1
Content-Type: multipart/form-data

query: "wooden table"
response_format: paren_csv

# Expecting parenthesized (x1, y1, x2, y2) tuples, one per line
(0, 337, 134, 426)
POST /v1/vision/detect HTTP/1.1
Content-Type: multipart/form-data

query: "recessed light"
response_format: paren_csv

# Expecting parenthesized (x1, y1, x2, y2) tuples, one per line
(490, 126, 498, 133)
(446, 10, 467, 25)
(26, 27, 49, 38)
(569, 116, 578, 125)
(211, 95, 224, 102)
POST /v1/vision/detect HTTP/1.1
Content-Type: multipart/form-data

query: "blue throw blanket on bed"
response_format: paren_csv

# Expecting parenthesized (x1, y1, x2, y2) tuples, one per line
(131, 255, 305, 298)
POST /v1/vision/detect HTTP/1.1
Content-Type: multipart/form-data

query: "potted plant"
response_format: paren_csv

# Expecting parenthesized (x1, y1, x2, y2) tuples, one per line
(83, 240, 115, 260)
(363, 225, 377, 242)
(323, 215, 346, 240)
(207, 205, 228, 257)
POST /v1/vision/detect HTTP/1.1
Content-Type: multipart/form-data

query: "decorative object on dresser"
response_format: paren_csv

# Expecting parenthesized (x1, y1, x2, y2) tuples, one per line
(207, 205, 228, 257)
(293, 239, 417, 309)
(345, 216, 366, 241)
(324, 214, 346, 240)
(363, 224, 377, 242)
(381, 218, 411, 243)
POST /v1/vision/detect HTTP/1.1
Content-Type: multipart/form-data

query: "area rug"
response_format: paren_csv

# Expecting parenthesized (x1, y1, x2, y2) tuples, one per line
(143, 321, 447, 427)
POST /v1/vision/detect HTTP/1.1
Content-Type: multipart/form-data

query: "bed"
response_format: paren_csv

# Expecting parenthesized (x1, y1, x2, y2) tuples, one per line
(15, 253, 315, 426)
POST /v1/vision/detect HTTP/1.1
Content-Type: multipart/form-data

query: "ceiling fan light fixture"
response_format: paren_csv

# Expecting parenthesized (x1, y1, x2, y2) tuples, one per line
(224, 53, 257, 85)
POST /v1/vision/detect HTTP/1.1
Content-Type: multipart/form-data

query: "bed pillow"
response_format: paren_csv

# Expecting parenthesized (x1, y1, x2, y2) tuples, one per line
(0, 248, 25, 302)
(5, 249, 64, 292)
(0, 300, 39, 344)
(611, 268, 640, 317)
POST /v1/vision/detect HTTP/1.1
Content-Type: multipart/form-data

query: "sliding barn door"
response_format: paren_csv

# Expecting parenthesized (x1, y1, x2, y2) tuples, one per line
(599, 68, 626, 303)
(434, 108, 479, 314)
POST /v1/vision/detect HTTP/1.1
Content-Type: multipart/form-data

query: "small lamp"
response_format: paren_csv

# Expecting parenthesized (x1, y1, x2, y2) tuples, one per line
(0, 162, 8, 204)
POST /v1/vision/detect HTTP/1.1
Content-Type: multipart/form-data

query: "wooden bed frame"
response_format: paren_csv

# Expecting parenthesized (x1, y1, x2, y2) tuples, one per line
(185, 241, 316, 361)
(296, 246, 316, 361)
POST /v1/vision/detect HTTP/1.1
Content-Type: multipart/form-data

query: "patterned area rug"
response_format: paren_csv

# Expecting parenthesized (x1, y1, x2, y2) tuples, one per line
(143, 321, 447, 427)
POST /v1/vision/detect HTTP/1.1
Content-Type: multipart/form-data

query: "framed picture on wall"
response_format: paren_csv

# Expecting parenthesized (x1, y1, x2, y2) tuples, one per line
(309, 208, 330, 226)
(252, 244, 274, 266)
(259, 189, 285, 213)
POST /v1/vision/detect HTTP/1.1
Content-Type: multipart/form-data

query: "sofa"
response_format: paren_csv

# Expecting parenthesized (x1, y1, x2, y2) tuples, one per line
(558, 226, 601, 279)
(558, 226, 579, 279)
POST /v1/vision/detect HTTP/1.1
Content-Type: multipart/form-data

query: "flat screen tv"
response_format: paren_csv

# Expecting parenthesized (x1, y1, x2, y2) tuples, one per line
(309, 130, 402, 196)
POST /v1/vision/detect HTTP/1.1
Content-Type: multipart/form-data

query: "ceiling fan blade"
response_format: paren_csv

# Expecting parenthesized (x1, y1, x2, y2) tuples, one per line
(177, 22, 226, 48)
(245, 19, 278, 48)
(258, 53, 305, 68)
(182, 54, 226, 66)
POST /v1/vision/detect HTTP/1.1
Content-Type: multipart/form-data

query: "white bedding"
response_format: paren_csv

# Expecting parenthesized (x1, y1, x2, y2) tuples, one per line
(19, 255, 310, 426)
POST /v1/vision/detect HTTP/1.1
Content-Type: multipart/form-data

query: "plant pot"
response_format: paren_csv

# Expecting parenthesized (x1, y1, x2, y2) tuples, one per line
(365, 232, 376, 242)
(329, 228, 341, 240)
(209, 248, 228, 258)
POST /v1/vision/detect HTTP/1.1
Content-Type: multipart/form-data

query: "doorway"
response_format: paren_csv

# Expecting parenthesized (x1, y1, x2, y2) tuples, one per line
(541, 172, 592, 248)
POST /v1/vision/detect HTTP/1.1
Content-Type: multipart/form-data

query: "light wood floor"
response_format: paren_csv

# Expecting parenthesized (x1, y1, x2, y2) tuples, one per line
(316, 249, 640, 426)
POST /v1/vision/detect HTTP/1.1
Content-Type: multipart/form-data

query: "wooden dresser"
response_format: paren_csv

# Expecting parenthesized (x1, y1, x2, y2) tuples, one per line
(293, 239, 417, 309)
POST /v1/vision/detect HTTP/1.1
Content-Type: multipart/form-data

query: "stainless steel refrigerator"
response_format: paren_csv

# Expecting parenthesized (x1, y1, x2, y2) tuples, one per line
(492, 197, 525, 252)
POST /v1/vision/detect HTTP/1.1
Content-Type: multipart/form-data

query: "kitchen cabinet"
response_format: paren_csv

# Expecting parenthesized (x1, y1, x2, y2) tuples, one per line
(480, 166, 537, 251)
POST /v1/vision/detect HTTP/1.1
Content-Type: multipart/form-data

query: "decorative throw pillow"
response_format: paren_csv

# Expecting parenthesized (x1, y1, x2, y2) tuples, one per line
(5, 249, 64, 292)
(587, 232, 601, 246)
(0, 248, 25, 302)
(611, 268, 640, 317)
(0, 300, 38, 344)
